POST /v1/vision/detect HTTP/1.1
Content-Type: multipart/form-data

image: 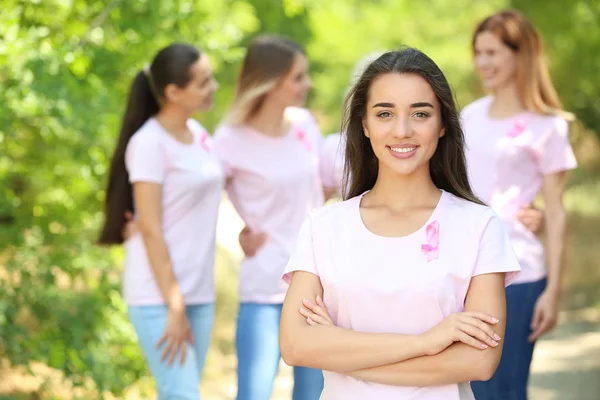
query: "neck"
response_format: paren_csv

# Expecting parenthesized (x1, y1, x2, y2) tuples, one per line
(155, 104, 191, 136)
(246, 99, 288, 137)
(366, 164, 440, 209)
(490, 82, 524, 118)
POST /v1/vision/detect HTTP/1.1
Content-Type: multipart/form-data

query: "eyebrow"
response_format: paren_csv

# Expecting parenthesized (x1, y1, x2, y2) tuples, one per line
(372, 102, 435, 108)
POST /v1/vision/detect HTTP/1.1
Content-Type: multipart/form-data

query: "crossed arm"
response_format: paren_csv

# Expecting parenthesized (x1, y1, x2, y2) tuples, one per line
(280, 271, 507, 385)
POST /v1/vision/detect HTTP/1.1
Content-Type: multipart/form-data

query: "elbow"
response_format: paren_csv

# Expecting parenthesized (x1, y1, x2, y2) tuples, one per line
(280, 333, 302, 367)
(471, 353, 501, 382)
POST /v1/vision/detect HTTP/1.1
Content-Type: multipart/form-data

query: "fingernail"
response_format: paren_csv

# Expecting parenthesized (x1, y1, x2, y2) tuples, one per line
(493, 334, 501, 341)
(481, 344, 488, 349)
(491, 340, 498, 346)
(316, 295, 322, 302)
(300, 307, 306, 313)
(492, 318, 499, 323)
(302, 298, 308, 303)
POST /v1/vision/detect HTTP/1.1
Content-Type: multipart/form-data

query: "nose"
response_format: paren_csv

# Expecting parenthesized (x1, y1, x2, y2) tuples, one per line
(393, 115, 413, 138)
(213, 77, 220, 92)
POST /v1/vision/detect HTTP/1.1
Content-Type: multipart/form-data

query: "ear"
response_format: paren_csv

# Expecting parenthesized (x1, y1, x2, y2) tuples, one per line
(362, 118, 370, 138)
(163, 83, 181, 104)
(439, 127, 446, 138)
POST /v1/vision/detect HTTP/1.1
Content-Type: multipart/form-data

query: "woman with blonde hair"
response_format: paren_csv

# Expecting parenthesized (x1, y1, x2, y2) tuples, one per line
(462, 10, 577, 399)
(214, 35, 325, 400)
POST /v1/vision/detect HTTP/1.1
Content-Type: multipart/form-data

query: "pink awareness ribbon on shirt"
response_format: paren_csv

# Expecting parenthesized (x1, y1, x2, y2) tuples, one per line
(421, 220, 439, 262)
(200, 130, 210, 151)
(506, 116, 528, 138)
(296, 128, 312, 151)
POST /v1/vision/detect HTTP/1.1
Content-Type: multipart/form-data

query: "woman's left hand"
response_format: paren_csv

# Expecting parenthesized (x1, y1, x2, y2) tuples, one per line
(299, 295, 334, 326)
(528, 289, 559, 342)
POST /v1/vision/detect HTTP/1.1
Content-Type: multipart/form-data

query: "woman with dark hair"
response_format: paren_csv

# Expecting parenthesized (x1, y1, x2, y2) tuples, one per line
(464, 10, 577, 399)
(279, 48, 521, 399)
(213, 35, 325, 400)
(99, 43, 222, 398)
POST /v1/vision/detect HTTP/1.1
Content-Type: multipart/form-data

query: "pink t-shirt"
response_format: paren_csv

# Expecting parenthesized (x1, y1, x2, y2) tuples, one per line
(462, 96, 577, 284)
(214, 107, 325, 303)
(319, 133, 345, 196)
(123, 118, 224, 305)
(283, 191, 520, 399)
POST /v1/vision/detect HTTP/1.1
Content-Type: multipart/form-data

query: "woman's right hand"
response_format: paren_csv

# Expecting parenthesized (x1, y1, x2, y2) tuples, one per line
(420, 312, 501, 356)
(155, 307, 194, 366)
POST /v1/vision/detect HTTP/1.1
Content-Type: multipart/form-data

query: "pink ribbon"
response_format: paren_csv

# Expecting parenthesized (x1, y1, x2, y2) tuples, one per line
(296, 128, 312, 151)
(421, 220, 439, 262)
(200, 131, 210, 151)
(506, 117, 528, 138)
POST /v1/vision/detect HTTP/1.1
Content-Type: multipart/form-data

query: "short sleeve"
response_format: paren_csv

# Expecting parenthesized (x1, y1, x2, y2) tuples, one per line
(319, 134, 342, 189)
(282, 215, 319, 284)
(125, 133, 166, 184)
(538, 117, 577, 175)
(473, 211, 521, 286)
(212, 126, 234, 178)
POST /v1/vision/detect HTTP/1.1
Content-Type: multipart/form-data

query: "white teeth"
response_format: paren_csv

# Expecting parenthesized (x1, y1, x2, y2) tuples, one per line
(390, 147, 416, 153)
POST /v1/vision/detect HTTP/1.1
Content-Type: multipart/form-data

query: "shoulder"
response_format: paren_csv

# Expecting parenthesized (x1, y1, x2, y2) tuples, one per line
(127, 119, 163, 150)
(527, 113, 569, 136)
(286, 107, 322, 137)
(286, 107, 318, 126)
(460, 96, 492, 121)
(308, 196, 358, 228)
(213, 123, 243, 144)
(443, 192, 497, 234)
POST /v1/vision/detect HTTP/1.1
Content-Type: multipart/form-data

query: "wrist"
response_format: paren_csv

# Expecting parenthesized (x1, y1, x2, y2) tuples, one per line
(545, 282, 561, 297)
(413, 333, 431, 357)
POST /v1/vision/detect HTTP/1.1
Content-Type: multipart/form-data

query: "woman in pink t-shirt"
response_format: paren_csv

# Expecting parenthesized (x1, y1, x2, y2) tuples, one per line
(462, 10, 577, 400)
(213, 36, 325, 400)
(280, 48, 521, 400)
(99, 43, 223, 398)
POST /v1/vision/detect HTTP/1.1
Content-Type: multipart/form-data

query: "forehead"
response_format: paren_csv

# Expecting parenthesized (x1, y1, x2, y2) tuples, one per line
(474, 31, 505, 49)
(190, 54, 212, 78)
(367, 73, 437, 106)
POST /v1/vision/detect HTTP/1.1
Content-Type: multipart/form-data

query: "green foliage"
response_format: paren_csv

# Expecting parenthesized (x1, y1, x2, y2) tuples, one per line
(1, 0, 598, 395)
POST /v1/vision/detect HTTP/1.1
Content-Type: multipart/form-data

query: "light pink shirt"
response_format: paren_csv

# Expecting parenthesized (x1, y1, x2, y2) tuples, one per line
(462, 96, 577, 284)
(283, 191, 520, 399)
(214, 107, 325, 303)
(123, 118, 224, 305)
(319, 133, 345, 197)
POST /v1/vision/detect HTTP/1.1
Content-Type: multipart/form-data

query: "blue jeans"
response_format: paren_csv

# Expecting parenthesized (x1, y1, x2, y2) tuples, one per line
(128, 304, 215, 400)
(471, 278, 547, 400)
(236, 303, 324, 400)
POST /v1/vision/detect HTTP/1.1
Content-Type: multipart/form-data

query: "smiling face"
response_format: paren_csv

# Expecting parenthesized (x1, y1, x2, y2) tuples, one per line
(473, 31, 518, 92)
(361, 72, 445, 177)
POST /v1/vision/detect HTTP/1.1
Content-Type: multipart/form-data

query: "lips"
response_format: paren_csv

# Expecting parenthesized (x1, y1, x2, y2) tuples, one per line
(387, 145, 419, 159)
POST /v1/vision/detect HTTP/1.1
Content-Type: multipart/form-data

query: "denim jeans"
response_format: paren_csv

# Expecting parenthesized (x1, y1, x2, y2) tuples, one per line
(128, 304, 215, 400)
(235, 302, 324, 400)
(471, 278, 547, 400)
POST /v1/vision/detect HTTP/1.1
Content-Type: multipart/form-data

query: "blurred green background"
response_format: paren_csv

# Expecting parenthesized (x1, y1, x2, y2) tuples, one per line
(1, 0, 599, 398)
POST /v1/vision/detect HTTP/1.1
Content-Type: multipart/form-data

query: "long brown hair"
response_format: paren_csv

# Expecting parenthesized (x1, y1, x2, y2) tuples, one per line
(98, 43, 201, 245)
(342, 48, 483, 206)
(473, 9, 574, 120)
(226, 35, 304, 125)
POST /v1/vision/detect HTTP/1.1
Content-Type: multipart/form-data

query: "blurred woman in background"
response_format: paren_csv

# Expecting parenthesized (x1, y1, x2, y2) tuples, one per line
(99, 43, 222, 399)
(213, 35, 325, 400)
(463, 10, 577, 400)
